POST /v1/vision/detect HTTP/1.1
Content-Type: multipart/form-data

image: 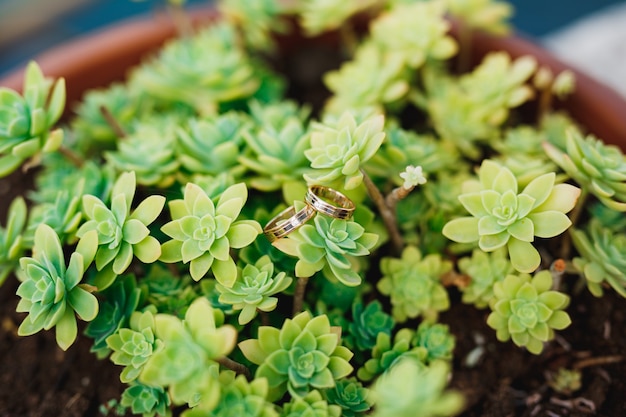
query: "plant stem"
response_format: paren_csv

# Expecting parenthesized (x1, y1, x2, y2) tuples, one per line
(360, 168, 403, 255)
(216, 357, 251, 379)
(99, 105, 126, 138)
(560, 188, 589, 260)
(537, 85, 553, 124)
(292, 276, 309, 316)
(58, 146, 84, 168)
(573, 355, 624, 370)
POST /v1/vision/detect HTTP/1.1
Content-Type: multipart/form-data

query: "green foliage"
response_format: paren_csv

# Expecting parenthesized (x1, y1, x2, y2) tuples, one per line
(26, 188, 82, 246)
(297, 0, 377, 36)
(85, 274, 141, 358)
(0, 61, 65, 176)
(443, 160, 580, 273)
(280, 389, 341, 417)
(486, 271, 571, 354)
(458, 248, 514, 308)
(216, 255, 292, 324)
(239, 311, 353, 401)
(547, 368, 582, 395)
(140, 297, 237, 408)
(274, 215, 378, 286)
(16, 224, 98, 350)
(183, 371, 278, 417)
(447, 0, 513, 34)
(572, 219, 626, 297)
(0, 197, 27, 285)
(120, 382, 172, 417)
(346, 299, 394, 351)
(303, 111, 386, 190)
(219, 0, 288, 51)
(325, 378, 371, 417)
(544, 130, 626, 211)
(371, 359, 464, 417)
(139, 264, 199, 315)
(160, 182, 261, 286)
(378, 246, 451, 322)
(107, 309, 163, 383)
(413, 322, 455, 363)
(77, 171, 165, 290)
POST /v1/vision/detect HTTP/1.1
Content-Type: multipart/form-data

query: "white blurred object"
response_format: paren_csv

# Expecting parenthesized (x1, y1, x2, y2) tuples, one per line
(544, 2, 626, 98)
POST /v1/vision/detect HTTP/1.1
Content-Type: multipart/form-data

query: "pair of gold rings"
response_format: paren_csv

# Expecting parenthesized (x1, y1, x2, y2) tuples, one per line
(264, 185, 356, 243)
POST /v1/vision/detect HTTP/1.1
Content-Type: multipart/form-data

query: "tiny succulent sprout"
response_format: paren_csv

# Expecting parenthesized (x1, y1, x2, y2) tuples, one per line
(347, 299, 395, 352)
(273, 214, 378, 286)
(106, 310, 163, 383)
(281, 389, 341, 417)
(544, 130, 626, 211)
(486, 270, 571, 354)
(0, 197, 27, 286)
(413, 322, 456, 363)
(546, 367, 582, 395)
(325, 378, 372, 417)
(371, 358, 464, 417)
(160, 182, 261, 286)
(16, 224, 99, 350)
(458, 248, 514, 309)
(239, 311, 354, 401)
(298, 0, 378, 36)
(182, 371, 278, 417)
(140, 297, 237, 409)
(303, 111, 386, 190)
(378, 246, 452, 323)
(400, 165, 427, 190)
(446, 0, 513, 35)
(216, 255, 293, 325)
(571, 219, 626, 297)
(0, 61, 65, 177)
(120, 382, 171, 417)
(443, 159, 580, 273)
(77, 171, 165, 290)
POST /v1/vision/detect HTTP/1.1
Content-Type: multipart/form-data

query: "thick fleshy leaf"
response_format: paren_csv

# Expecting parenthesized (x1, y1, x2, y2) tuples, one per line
(458, 193, 488, 217)
(508, 218, 534, 242)
(55, 308, 78, 351)
(68, 287, 98, 321)
(528, 211, 571, 238)
(160, 240, 184, 263)
(442, 217, 479, 243)
(112, 242, 133, 274)
(134, 236, 161, 263)
(227, 220, 261, 248)
(522, 173, 555, 208)
(533, 183, 580, 213)
(508, 238, 540, 273)
(123, 219, 150, 244)
(213, 258, 237, 287)
(239, 339, 266, 365)
(130, 195, 165, 225)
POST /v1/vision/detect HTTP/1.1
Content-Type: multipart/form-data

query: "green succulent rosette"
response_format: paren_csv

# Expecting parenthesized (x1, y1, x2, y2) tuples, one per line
(325, 378, 371, 417)
(413, 322, 455, 363)
(120, 382, 171, 417)
(486, 270, 571, 354)
(458, 248, 514, 308)
(571, 219, 626, 297)
(0, 197, 27, 285)
(298, 0, 378, 36)
(0, 61, 65, 176)
(443, 160, 580, 273)
(447, 0, 513, 34)
(160, 182, 261, 286)
(77, 171, 165, 290)
(346, 299, 395, 351)
(544, 130, 626, 211)
(16, 224, 98, 350)
(239, 311, 353, 401)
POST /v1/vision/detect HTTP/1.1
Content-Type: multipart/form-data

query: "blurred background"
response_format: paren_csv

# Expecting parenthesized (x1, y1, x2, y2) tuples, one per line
(1, 0, 625, 96)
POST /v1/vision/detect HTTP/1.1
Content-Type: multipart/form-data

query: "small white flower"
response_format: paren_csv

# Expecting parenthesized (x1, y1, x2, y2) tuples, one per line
(400, 165, 427, 189)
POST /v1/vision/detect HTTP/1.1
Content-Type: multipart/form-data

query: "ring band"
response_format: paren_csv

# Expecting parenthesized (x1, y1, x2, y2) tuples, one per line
(305, 185, 355, 220)
(263, 204, 316, 243)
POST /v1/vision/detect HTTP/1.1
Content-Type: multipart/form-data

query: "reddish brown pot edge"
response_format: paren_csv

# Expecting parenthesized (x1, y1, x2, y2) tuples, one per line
(1, 9, 625, 149)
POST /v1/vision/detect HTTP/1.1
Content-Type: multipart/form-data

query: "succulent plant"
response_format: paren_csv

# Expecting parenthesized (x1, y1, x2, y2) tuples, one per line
(546, 368, 582, 395)
(140, 297, 238, 408)
(297, 0, 378, 36)
(0, 61, 65, 176)
(219, 0, 289, 51)
(325, 378, 371, 417)
(371, 359, 464, 417)
(447, 0, 512, 34)
(105, 118, 180, 188)
(177, 112, 250, 178)
(26, 187, 82, 246)
(346, 299, 395, 351)
(486, 270, 571, 354)
(303, 111, 386, 190)
(412, 322, 455, 363)
(139, 264, 199, 316)
(16, 224, 98, 350)
(120, 382, 171, 417)
(85, 274, 141, 358)
(239, 311, 353, 401)
(274, 214, 378, 286)
(458, 248, 514, 308)
(280, 389, 341, 417)
(571, 219, 626, 297)
(160, 182, 261, 286)
(129, 23, 262, 114)
(443, 159, 580, 273)
(378, 246, 451, 323)
(0, 197, 27, 286)
(77, 171, 165, 290)
(357, 329, 427, 382)
(369, 1, 458, 69)
(216, 255, 293, 324)
(107, 309, 163, 383)
(544, 130, 626, 211)
(324, 42, 410, 113)
(182, 371, 278, 417)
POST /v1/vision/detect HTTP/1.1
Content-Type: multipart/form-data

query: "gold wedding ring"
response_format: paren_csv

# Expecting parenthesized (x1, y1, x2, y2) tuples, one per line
(263, 204, 316, 243)
(305, 185, 355, 220)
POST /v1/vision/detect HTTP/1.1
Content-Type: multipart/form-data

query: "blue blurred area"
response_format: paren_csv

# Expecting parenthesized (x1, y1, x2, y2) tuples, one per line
(0, 0, 624, 78)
